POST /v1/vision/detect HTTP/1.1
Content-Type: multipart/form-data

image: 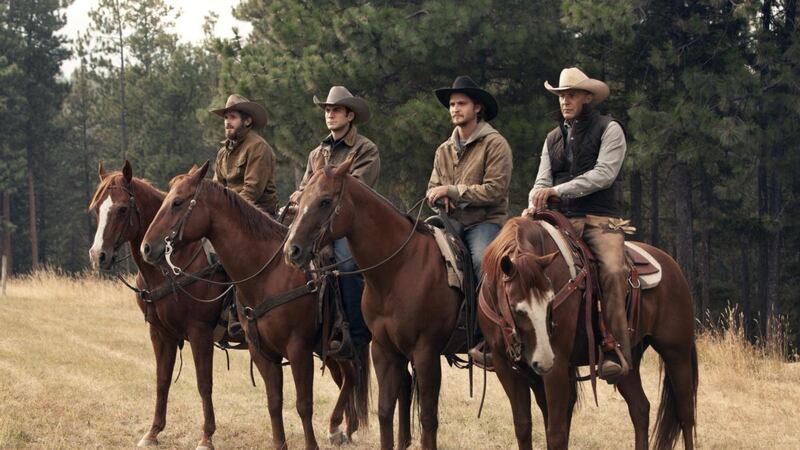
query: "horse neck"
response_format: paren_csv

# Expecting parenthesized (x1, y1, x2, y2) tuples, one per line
(204, 186, 299, 299)
(343, 178, 419, 283)
(128, 179, 168, 279)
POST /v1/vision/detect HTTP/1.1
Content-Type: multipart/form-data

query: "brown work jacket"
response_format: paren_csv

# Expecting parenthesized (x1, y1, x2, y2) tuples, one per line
(213, 129, 279, 214)
(298, 125, 380, 190)
(428, 121, 513, 228)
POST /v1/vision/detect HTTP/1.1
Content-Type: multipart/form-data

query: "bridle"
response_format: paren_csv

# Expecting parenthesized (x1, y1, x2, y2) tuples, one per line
(96, 181, 140, 269)
(163, 181, 205, 273)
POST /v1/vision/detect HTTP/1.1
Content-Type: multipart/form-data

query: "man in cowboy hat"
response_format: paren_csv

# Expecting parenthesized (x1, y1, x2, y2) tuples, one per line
(211, 94, 279, 215)
(528, 67, 631, 381)
(289, 86, 380, 354)
(427, 76, 513, 364)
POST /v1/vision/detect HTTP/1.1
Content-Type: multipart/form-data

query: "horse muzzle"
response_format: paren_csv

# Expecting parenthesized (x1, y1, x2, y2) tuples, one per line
(141, 240, 165, 265)
(284, 241, 312, 268)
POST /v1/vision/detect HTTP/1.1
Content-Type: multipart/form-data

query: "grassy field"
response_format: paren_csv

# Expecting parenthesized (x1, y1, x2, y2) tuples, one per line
(0, 272, 798, 449)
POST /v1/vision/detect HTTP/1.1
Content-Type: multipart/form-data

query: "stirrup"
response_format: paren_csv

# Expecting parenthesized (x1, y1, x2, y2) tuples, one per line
(468, 342, 494, 371)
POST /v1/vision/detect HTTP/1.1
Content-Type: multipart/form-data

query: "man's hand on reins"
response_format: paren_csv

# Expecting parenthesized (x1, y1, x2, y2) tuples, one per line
(530, 187, 559, 211)
(426, 186, 452, 214)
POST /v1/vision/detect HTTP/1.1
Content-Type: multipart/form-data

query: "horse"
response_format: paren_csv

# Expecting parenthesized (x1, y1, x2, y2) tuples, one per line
(479, 216, 698, 450)
(88, 160, 232, 450)
(284, 158, 464, 450)
(139, 161, 371, 450)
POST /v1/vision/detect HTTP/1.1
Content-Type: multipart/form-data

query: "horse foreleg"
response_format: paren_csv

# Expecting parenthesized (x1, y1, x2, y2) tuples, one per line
(139, 325, 178, 447)
(288, 347, 319, 450)
(372, 341, 406, 450)
(396, 359, 413, 449)
(188, 327, 216, 450)
(251, 350, 286, 450)
(616, 357, 649, 450)
(542, 365, 573, 450)
(494, 355, 534, 450)
(325, 360, 349, 444)
(412, 351, 441, 450)
(530, 375, 548, 440)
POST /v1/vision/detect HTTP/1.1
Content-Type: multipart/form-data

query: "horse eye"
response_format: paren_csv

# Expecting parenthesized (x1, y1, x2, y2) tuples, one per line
(117, 206, 128, 215)
(172, 199, 183, 209)
(319, 198, 332, 208)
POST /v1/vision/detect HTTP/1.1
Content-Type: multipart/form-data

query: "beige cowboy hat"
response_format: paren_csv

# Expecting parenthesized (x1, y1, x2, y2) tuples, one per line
(313, 86, 371, 125)
(210, 94, 268, 128)
(544, 67, 610, 104)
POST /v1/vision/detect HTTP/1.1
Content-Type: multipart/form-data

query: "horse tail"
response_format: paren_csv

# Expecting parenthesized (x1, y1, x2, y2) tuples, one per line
(653, 342, 698, 450)
(346, 344, 372, 430)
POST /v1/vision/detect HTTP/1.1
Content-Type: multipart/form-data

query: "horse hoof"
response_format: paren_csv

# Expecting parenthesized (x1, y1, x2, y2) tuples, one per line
(137, 436, 159, 447)
(196, 444, 214, 450)
(328, 430, 349, 445)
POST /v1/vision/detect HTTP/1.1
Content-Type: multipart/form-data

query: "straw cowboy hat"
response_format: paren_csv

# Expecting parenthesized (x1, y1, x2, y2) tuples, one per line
(210, 94, 268, 128)
(313, 86, 371, 124)
(434, 76, 499, 121)
(544, 67, 610, 104)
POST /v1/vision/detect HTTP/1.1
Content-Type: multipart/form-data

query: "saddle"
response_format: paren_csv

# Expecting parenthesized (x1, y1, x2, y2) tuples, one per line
(424, 214, 481, 358)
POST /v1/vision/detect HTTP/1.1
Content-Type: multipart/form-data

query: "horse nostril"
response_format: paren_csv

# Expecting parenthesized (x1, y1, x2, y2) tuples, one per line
(142, 243, 151, 256)
(290, 244, 301, 259)
(98, 251, 107, 263)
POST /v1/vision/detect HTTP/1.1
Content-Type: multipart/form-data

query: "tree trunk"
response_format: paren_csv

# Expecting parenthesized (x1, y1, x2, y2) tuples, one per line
(740, 245, 753, 341)
(630, 168, 643, 241)
(671, 162, 695, 311)
(649, 165, 660, 247)
(115, 0, 128, 162)
(27, 166, 39, 271)
(697, 168, 712, 323)
(2, 192, 11, 273)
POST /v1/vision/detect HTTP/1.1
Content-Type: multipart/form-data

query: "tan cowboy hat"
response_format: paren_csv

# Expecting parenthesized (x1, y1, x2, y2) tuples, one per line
(210, 94, 268, 128)
(313, 86, 371, 124)
(544, 67, 610, 104)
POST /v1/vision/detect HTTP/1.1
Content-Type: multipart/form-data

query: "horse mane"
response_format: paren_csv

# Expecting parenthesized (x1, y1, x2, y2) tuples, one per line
(483, 217, 552, 301)
(88, 172, 163, 210)
(172, 176, 287, 240)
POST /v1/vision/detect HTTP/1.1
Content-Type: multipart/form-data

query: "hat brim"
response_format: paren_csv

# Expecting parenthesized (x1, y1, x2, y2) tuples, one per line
(544, 79, 609, 105)
(434, 87, 499, 121)
(211, 102, 268, 128)
(313, 96, 371, 125)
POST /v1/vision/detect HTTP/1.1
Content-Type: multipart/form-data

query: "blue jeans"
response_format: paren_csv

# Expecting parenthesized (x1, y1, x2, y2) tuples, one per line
(333, 239, 371, 347)
(462, 222, 501, 281)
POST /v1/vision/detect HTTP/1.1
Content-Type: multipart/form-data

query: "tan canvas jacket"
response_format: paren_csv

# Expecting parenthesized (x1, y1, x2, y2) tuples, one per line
(298, 125, 380, 190)
(428, 122, 513, 227)
(213, 129, 279, 214)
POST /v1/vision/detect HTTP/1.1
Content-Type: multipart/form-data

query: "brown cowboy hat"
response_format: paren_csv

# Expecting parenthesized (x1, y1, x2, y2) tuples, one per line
(210, 94, 268, 128)
(434, 76, 499, 121)
(313, 86, 371, 124)
(544, 67, 610, 104)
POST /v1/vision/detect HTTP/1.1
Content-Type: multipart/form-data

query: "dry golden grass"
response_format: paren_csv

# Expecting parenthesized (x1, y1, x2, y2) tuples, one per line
(1, 271, 798, 449)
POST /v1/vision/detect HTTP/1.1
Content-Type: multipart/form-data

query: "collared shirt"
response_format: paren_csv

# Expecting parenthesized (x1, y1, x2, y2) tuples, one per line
(529, 121, 626, 206)
(298, 125, 380, 190)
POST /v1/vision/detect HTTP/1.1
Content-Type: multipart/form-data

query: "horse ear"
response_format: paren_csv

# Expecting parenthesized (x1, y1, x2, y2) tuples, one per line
(535, 252, 559, 268)
(189, 160, 210, 184)
(333, 150, 358, 178)
(188, 163, 200, 174)
(515, 223, 536, 253)
(122, 160, 133, 183)
(500, 254, 516, 277)
(98, 161, 108, 181)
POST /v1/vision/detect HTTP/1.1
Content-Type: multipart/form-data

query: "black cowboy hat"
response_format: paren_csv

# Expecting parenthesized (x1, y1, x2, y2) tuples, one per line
(434, 76, 499, 121)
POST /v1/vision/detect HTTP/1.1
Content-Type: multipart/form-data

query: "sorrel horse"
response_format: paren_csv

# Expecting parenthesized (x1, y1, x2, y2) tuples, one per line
(285, 158, 463, 450)
(88, 161, 231, 450)
(140, 162, 370, 450)
(479, 216, 698, 450)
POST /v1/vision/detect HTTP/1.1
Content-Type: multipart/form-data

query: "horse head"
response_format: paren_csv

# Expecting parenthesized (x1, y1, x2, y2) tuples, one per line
(486, 217, 559, 375)
(284, 154, 356, 268)
(89, 160, 139, 271)
(141, 161, 210, 265)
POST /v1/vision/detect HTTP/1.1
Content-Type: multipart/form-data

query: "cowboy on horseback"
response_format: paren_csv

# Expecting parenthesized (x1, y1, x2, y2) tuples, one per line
(528, 67, 631, 381)
(426, 76, 513, 363)
(211, 94, 279, 215)
(289, 86, 380, 355)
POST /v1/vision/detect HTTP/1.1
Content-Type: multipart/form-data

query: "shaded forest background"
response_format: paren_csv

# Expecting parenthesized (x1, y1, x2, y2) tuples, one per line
(0, 0, 798, 352)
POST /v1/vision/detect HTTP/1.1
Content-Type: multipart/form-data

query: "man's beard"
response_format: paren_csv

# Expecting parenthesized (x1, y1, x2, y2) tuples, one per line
(225, 124, 247, 141)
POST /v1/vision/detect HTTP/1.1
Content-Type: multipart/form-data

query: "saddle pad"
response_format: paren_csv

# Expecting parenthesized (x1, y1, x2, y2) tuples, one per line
(430, 226, 464, 291)
(624, 242, 662, 289)
(538, 220, 578, 279)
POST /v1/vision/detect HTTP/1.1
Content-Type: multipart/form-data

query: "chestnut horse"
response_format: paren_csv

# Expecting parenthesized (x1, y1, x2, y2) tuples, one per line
(140, 162, 370, 450)
(479, 216, 697, 450)
(88, 161, 231, 450)
(285, 159, 463, 450)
